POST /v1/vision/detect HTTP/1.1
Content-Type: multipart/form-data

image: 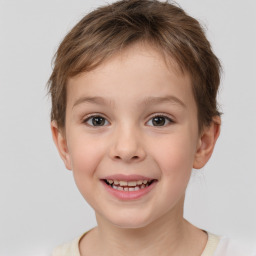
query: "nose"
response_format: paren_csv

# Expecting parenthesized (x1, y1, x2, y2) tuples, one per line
(108, 125, 146, 163)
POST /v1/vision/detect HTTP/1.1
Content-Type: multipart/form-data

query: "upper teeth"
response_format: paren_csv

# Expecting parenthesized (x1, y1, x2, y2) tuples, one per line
(107, 180, 149, 186)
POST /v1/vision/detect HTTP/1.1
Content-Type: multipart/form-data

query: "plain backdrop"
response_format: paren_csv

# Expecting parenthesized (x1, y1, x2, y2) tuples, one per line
(0, 0, 255, 255)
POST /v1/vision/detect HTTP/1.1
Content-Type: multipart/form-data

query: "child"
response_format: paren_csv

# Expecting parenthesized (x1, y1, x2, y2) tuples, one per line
(48, 0, 255, 255)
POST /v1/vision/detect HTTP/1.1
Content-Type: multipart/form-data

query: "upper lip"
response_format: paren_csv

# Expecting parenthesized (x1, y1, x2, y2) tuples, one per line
(102, 174, 156, 181)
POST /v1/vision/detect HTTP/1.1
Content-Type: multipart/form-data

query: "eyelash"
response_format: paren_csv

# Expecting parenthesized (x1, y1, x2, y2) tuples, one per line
(147, 114, 174, 127)
(82, 114, 174, 127)
(83, 114, 110, 127)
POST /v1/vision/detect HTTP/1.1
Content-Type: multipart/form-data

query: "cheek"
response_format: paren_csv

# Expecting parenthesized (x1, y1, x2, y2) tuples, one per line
(68, 135, 106, 182)
(68, 137, 107, 207)
(150, 135, 195, 209)
(150, 133, 196, 177)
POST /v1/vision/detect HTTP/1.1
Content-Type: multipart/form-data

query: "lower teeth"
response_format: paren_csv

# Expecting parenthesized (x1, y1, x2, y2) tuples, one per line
(112, 184, 148, 191)
(104, 179, 155, 191)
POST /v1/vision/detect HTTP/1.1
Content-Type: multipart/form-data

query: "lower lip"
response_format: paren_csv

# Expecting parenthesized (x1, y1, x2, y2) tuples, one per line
(101, 180, 157, 200)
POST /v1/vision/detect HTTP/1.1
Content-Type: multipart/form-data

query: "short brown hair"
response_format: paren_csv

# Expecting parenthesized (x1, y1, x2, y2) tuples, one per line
(48, 0, 221, 131)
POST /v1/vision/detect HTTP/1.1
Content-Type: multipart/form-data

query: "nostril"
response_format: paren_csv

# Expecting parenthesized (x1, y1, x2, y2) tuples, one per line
(114, 155, 139, 161)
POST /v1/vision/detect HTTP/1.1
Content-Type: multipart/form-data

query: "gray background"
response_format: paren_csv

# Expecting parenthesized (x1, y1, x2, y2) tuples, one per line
(0, 0, 255, 255)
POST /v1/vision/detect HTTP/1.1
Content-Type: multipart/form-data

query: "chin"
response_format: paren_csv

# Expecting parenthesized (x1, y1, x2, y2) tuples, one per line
(108, 213, 154, 229)
(95, 202, 160, 230)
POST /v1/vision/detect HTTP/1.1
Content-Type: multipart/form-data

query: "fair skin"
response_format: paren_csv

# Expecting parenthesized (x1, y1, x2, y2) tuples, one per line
(52, 43, 220, 256)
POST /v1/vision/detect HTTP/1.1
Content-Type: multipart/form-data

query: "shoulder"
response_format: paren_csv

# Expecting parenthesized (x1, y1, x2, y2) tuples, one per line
(51, 233, 85, 256)
(202, 232, 256, 256)
(213, 236, 256, 256)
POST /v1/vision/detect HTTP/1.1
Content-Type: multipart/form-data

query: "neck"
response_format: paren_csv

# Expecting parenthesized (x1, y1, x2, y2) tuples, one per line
(80, 199, 207, 256)
(99, 206, 184, 255)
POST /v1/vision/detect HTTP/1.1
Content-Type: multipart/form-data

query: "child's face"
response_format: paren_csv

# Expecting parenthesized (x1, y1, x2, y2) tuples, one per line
(54, 44, 207, 228)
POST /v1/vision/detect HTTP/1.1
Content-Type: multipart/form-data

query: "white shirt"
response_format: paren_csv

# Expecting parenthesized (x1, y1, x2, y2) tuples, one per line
(52, 232, 256, 256)
(213, 236, 256, 256)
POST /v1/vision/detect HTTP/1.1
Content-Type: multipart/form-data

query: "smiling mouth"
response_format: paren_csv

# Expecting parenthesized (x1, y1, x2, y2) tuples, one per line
(103, 179, 157, 191)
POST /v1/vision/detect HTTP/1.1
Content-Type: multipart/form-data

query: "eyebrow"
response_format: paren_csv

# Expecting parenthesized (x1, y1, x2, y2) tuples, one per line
(142, 96, 186, 108)
(73, 96, 114, 109)
(72, 95, 186, 109)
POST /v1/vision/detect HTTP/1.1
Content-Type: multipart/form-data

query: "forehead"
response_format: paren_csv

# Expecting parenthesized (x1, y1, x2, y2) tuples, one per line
(66, 43, 195, 109)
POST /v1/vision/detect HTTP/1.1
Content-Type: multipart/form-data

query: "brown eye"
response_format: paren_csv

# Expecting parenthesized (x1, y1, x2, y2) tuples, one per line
(85, 116, 109, 126)
(147, 115, 173, 127)
(152, 116, 166, 126)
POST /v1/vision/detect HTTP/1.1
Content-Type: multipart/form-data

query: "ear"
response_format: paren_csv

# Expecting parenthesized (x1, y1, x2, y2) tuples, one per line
(193, 116, 221, 169)
(51, 121, 72, 170)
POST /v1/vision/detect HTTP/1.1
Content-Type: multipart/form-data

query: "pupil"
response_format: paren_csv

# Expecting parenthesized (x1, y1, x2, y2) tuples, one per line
(152, 116, 165, 126)
(92, 116, 105, 126)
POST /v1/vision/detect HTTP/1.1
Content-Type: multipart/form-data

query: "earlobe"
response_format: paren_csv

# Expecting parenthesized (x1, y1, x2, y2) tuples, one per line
(51, 121, 72, 170)
(193, 116, 221, 169)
